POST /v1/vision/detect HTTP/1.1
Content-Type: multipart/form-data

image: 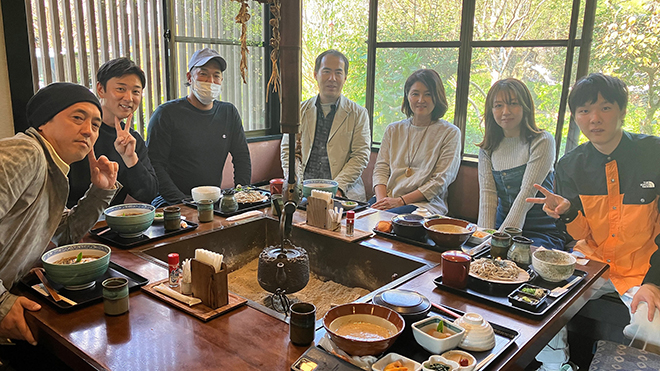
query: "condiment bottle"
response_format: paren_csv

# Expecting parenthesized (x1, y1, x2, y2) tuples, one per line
(345, 210, 355, 237)
(168, 253, 181, 288)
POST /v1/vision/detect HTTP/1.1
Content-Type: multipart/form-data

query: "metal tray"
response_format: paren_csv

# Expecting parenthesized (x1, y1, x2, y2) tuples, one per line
(182, 189, 271, 217)
(373, 228, 490, 254)
(20, 262, 149, 311)
(89, 220, 199, 248)
(434, 268, 587, 317)
(311, 305, 519, 370)
(298, 196, 369, 216)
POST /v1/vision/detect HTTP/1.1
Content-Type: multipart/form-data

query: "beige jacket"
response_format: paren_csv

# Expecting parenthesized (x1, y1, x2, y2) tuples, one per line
(0, 128, 117, 322)
(281, 95, 371, 201)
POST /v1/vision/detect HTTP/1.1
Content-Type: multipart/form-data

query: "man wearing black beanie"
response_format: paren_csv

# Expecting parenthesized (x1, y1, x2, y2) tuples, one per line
(0, 82, 121, 346)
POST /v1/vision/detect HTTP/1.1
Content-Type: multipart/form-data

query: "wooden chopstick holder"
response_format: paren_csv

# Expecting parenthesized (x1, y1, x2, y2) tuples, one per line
(191, 260, 228, 309)
(306, 196, 329, 229)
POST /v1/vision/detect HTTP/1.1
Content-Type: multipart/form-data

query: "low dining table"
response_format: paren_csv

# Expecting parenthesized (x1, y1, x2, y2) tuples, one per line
(15, 205, 609, 370)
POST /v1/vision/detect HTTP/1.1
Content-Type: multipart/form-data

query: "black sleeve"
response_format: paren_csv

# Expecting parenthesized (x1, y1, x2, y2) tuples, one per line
(555, 158, 583, 226)
(121, 129, 159, 203)
(228, 106, 252, 186)
(643, 234, 660, 287)
(147, 106, 187, 204)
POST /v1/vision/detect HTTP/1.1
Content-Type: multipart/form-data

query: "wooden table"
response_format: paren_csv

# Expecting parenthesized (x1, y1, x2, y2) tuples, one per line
(15, 206, 609, 370)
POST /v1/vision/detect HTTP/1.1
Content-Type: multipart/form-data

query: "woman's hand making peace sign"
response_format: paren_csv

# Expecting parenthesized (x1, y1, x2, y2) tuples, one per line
(113, 113, 138, 168)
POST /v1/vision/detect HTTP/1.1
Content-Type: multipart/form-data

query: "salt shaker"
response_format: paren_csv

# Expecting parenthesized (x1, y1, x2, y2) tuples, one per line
(168, 253, 182, 288)
(345, 210, 355, 237)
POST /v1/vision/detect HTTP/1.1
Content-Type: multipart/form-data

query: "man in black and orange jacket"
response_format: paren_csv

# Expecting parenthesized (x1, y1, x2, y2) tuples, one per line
(528, 73, 660, 371)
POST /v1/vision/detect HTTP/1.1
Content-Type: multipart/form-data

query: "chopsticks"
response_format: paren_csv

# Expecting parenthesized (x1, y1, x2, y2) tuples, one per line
(475, 353, 496, 370)
(31, 268, 77, 306)
(431, 302, 461, 319)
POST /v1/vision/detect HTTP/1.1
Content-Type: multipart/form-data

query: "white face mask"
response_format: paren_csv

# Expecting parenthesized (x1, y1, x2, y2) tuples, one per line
(191, 80, 221, 105)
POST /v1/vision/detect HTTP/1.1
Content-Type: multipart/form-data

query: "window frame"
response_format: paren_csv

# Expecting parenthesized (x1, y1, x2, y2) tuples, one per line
(364, 0, 599, 160)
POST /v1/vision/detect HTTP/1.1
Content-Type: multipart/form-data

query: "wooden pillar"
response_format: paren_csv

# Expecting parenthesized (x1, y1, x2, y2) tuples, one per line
(278, 0, 301, 136)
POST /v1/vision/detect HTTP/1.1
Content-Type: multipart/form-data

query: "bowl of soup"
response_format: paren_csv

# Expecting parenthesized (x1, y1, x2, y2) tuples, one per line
(302, 179, 339, 198)
(191, 186, 222, 203)
(323, 302, 405, 356)
(41, 243, 111, 289)
(424, 218, 477, 249)
(104, 203, 156, 238)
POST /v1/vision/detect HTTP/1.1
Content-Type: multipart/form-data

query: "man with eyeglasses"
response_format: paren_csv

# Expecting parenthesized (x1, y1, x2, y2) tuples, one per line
(280, 49, 371, 201)
(148, 48, 252, 206)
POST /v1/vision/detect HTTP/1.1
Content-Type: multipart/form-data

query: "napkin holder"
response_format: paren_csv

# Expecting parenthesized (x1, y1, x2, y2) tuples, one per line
(191, 259, 228, 309)
(307, 196, 329, 229)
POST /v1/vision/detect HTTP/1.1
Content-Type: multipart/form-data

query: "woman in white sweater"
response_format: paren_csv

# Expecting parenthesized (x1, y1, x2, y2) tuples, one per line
(371, 69, 462, 215)
(477, 78, 566, 250)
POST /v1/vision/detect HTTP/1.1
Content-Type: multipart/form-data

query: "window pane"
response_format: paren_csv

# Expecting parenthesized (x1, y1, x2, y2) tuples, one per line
(473, 0, 575, 41)
(173, 43, 266, 131)
(377, 0, 462, 42)
(301, 0, 369, 105)
(465, 46, 568, 156)
(372, 48, 459, 143)
(589, 0, 660, 137)
(173, 0, 263, 43)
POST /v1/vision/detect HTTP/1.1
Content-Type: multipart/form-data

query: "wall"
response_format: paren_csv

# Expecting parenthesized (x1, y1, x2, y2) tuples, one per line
(0, 4, 14, 138)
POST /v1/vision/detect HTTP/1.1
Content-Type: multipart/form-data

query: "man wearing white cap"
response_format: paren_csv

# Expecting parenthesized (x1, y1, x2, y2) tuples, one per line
(147, 48, 252, 206)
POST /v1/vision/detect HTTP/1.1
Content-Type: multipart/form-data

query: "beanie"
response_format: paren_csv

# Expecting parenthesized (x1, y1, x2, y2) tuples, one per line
(26, 82, 102, 129)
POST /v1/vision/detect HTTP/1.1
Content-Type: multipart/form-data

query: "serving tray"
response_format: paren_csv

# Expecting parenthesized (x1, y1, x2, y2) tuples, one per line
(182, 189, 271, 217)
(20, 262, 149, 311)
(434, 268, 587, 317)
(298, 196, 369, 216)
(90, 220, 199, 249)
(310, 305, 519, 370)
(373, 228, 490, 254)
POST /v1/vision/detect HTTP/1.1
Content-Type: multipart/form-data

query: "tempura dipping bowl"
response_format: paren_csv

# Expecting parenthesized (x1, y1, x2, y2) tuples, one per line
(302, 179, 339, 198)
(42, 243, 111, 289)
(532, 249, 576, 282)
(104, 203, 155, 238)
(424, 218, 477, 249)
(323, 303, 405, 356)
(412, 316, 465, 354)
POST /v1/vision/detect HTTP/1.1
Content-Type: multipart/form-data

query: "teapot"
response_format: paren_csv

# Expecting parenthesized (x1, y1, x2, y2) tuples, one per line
(257, 242, 310, 294)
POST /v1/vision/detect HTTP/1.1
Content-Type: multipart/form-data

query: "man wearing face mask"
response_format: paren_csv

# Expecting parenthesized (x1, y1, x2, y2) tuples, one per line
(147, 48, 252, 206)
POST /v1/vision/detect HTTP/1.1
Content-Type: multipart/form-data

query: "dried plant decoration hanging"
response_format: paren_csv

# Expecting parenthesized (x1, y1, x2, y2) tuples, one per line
(232, 0, 251, 84)
(233, 0, 281, 102)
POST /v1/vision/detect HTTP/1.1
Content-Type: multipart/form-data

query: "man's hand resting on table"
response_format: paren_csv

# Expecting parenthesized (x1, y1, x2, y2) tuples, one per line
(0, 297, 41, 345)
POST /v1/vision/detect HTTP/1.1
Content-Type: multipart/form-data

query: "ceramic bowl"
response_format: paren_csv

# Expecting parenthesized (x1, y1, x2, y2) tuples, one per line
(371, 353, 422, 371)
(532, 249, 577, 282)
(422, 355, 460, 371)
(323, 303, 405, 356)
(412, 316, 466, 354)
(392, 214, 427, 241)
(453, 313, 496, 352)
(104, 203, 155, 238)
(302, 179, 339, 198)
(424, 218, 477, 249)
(441, 350, 477, 371)
(191, 186, 222, 203)
(42, 243, 111, 289)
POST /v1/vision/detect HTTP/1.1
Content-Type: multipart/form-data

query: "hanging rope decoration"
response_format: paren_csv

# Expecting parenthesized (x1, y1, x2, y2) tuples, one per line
(232, 0, 281, 102)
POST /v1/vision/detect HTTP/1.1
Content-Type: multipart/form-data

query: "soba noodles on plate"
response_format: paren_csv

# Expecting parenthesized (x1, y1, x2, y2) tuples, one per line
(335, 321, 393, 341)
(429, 224, 470, 234)
(234, 190, 268, 204)
(54, 256, 99, 265)
(470, 258, 521, 281)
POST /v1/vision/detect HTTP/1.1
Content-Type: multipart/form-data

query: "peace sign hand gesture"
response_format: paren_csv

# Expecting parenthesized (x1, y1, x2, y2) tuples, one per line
(114, 113, 138, 168)
(88, 146, 119, 190)
(525, 184, 572, 219)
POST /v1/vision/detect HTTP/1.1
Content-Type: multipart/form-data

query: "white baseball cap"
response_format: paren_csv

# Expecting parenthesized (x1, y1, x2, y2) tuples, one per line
(188, 48, 227, 72)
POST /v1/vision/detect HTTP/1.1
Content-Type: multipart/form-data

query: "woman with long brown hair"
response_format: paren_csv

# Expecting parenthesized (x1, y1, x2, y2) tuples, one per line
(477, 78, 565, 249)
(371, 69, 461, 214)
